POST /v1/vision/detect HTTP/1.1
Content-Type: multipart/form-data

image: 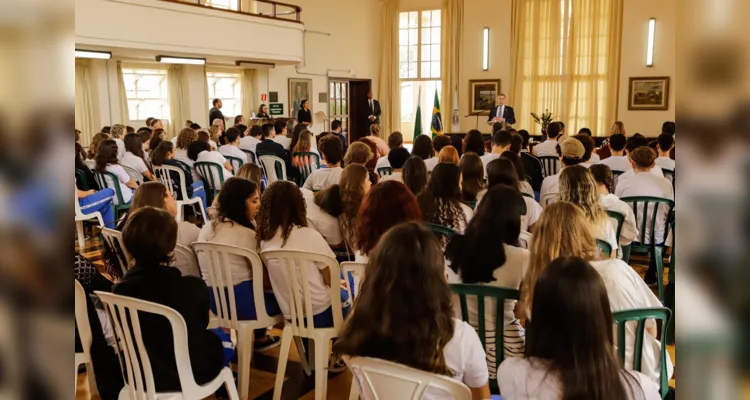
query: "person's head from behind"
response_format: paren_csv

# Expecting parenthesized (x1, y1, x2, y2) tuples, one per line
(110, 124, 125, 139)
(433, 135, 452, 154)
(558, 166, 604, 224)
(509, 133, 523, 153)
(131, 182, 177, 217)
(578, 127, 592, 136)
(198, 130, 211, 144)
(558, 121, 566, 135)
(522, 202, 595, 308)
(145, 118, 155, 128)
(629, 146, 657, 172)
(500, 151, 526, 184)
(138, 130, 151, 150)
(608, 133, 627, 154)
(589, 164, 614, 195)
(339, 164, 371, 244)
(388, 147, 411, 171)
(437, 146, 459, 165)
(249, 125, 263, 139)
(187, 140, 211, 161)
(88, 132, 109, 159)
(492, 129, 513, 153)
(124, 132, 145, 159)
(123, 207, 177, 267)
(423, 163, 462, 203)
(217, 177, 260, 229)
(546, 121, 562, 139)
(446, 185, 526, 283)
(293, 130, 313, 153)
(224, 127, 241, 145)
(356, 181, 422, 256)
(625, 133, 649, 155)
(176, 128, 198, 150)
(261, 123, 275, 139)
(610, 121, 626, 135)
(256, 181, 306, 246)
(369, 123, 380, 137)
(492, 122, 504, 134)
(190, 122, 201, 131)
(336, 221, 453, 375)
(331, 119, 343, 133)
(556, 137, 585, 167)
(411, 134, 434, 160)
(573, 134, 595, 163)
(518, 130, 530, 149)
(235, 163, 263, 185)
(150, 141, 174, 166)
(661, 121, 676, 135)
(657, 133, 674, 155)
(387, 131, 403, 150)
(527, 257, 637, 399)
(403, 156, 428, 196)
(151, 119, 164, 130)
(486, 157, 519, 190)
(319, 134, 343, 166)
(459, 152, 484, 201)
(344, 141, 373, 166)
(464, 130, 486, 156)
(274, 119, 286, 136)
(95, 139, 119, 172)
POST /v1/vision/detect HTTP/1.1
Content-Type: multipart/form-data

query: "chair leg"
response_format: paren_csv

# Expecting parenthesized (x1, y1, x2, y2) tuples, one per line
(621, 244, 632, 264)
(86, 362, 99, 398)
(653, 246, 665, 303)
(313, 339, 330, 400)
(222, 367, 241, 400)
(294, 336, 312, 376)
(348, 377, 360, 400)
(237, 326, 254, 400)
(76, 221, 85, 249)
(272, 328, 293, 400)
(175, 201, 184, 222)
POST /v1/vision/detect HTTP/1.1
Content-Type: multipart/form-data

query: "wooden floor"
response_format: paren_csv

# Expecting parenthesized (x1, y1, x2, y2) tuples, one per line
(75, 227, 676, 399)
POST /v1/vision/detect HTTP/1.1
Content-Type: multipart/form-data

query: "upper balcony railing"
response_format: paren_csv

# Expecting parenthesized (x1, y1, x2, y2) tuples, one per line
(161, 0, 302, 23)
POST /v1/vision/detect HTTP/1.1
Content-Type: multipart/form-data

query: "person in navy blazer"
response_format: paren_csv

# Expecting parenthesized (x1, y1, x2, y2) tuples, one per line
(487, 93, 516, 126)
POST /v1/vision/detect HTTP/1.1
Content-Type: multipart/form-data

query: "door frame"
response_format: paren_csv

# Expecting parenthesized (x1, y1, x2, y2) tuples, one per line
(328, 78, 372, 143)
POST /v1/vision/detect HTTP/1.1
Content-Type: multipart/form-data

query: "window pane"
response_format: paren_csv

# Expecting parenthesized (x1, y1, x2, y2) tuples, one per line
(421, 45, 430, 63)
(431, 44, 440, 61)
(122, 68, 169, 120)
(399, 30, 408, 46)
(400, 63, 410, 79)
(432, 27, 441, 43)
(408, 29, 418, 45)
(422, 27, 431, 44)
(422, 11, 431, 27)
(409, 45, 418, 63)
(421, 61, 431, 78)
(408, 11, 418, 28)
(399, 12, 408, 28)
(432, 10, 441, 25)
(431, 62, 440, 78)
(399, 46, 408, 65)
(409, 62, 418, 78)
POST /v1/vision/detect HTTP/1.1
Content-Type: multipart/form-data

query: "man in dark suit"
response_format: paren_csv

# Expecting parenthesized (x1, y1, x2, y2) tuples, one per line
(366, 91, 381, 127)
(517, 129, 544, 192)
(487, 93, 516, 126)
(209, 98, 224, 126)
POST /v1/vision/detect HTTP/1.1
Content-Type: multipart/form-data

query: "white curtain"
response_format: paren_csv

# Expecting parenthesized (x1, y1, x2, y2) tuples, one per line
(441, 0, 464, 133)
(241, 68, 257, 119)
(116, 61, 130, 124)
(168, 65, 190, 138)
(378, 0, 400, 136)
(75, 59, 96, 147)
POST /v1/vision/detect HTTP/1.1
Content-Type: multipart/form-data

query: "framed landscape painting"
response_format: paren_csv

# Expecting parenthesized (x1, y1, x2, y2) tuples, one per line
(289, 78, 312, 118)
(469, 79, 501, 114)
(628, 77, 670, 110)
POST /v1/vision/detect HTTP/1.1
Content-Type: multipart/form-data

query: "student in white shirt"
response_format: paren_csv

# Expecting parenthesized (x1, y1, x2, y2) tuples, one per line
(481, 130, 513, 178)
(110, 124, 127, 161)
(590, 164, 639, 248)
(121, 133, 156, 182)
(173, 128, 202, 182)
(446, 185, 530, 378)
(501, 151, 534, 197)
(519, 202, 673, 387)
(218, 127, 248, 164)
(499, 257, 660, 400)
(577, 127, 601, 163)
(599, 133, 631, 172)
(189, 140, 233, 188)
(303, 134, 344, 191)
(95, 139, 137, 205)
(557, 165, 618, 256)
(483, 157, 543, 233)
(410, 134, 437, 171)
(239, 125, 262, 154)
(654, 133, 675, 171)
(617, 135, 665, 182)
(539, 136, 586, 207)
(459, 152, 485, 204)
(374, 131, 404, 171)
(336, 222, 491, 400)
(379, 147, 410, 184)
(418, 163, 474, 234)
(574, 133, 599, 168)
(532, 121, 562, 157)
(271, 119, 292, 150)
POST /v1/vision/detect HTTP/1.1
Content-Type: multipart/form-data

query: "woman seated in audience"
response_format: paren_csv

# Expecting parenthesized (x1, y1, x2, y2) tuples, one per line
(113, 207, 230, 392)
(520, 202, 672, 386)
(87, 132, 109, 160)
(150, 140, 207, 210)
(459, 152, 484, 204)
(291, 129, 318, 168)
(188, 140, 233, 186)
(357, 137, 381, 172)
(235, 163, 266, 192)
(77, 186, 115, 229)
(498, 256, 661, 399)
(109, 124, 127, 160)
(590, 164, 638, 249)
(402, 156, 428, 196)
(207, 125, 221, 150)
(463, 129, 486, 156)
(366, 124, 388, 156)
(417, 163, 473, 233)
(557, 166, 618, 256)
(484, 158, 542, 233)
(343, 141, 377, 184)
(197, 177, 280, 349)
(174, 127, 202, 180)
(336, 222, 491, 400)
(446, 185, 528, 376)
(501, 150, 534, 198)
(438, 145, 460, 165)
(411, 134, 437, 171)
(76, 143, 100, 190)
(121, 132, 156, 182)
(95, 139, 137, 205)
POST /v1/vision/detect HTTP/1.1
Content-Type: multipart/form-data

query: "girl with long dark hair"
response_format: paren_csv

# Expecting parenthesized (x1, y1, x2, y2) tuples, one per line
(485, 157, 543, 233)
(122, 132, 156, 181)
(95, 139, 137, 205)
(417, 163, 473, 233)
(459, 152, 484, 203)
(402, 156, 428, 196)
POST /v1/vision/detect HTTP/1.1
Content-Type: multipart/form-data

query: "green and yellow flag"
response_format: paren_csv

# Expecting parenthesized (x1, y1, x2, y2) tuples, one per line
(431, 89, 443, 137)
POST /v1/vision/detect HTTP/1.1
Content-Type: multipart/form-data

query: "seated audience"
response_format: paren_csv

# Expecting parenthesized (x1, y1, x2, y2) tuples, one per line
(329, 119, 348, 155)
(343, 141, 377, 184)
(292, 130, 319, 168)
(590, 164, 638, 248)
(403, 156, 428, 196)
(618, 134, 665, 180)
(121, 132, 156, 181)
(599, 133, 629, 172)
(574, 133, 598, 167)
(539, 137, 586, 206)
(367, 124, 389, 156)
(433, 135, 454, 158)
(374, 131, 404, 171)
(655, 133, 675, 171)
(88, 132, 109, 160)
(498, 256, 661, 399)
(411, 134, 437, 171)
(218, 127, 248, 164)
(517, 129, 544, 192)
(271, 119, 292, 150)
(481, 130, 513, 177)
(77, 187, 115, 229)
(239, 125, 262, 154)
(138, 130, 151, 154)
(304, 134, 344, 191)
(208, 125, 222, 149)
(501, 151, 534, 198)
(437, 145, 460, 165)
(150, 141, 206, 208)
(520, 202, 672, 387)
(336, 222, 491, 400)
(380, 147, 410, 183)
(189, 140, 233, 186)
(578, 127, 592, 136)
(463, 129, 486, 156)
(459, 152, 484, 203)
(484, 158, 542, 233)
(235, 163, 266, 193)
(257, 123, 295, 179)
(533, 121, 562, 157)
(174, 128, 202, 181)
(417, 163, 474, 233)
(95, 139, 137, 205)
(110, 124, 127, 161)
(76, 143, 100, 191)
(113, 207, 228, 392)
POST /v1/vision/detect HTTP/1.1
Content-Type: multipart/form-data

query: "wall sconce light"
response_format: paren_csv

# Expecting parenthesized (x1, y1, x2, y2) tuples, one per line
(482, 27, 490, 71)
(646, 18, 656, 67)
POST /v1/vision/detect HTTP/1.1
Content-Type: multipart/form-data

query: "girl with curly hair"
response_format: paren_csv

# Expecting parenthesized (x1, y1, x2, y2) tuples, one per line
(417, 163, 473, 234)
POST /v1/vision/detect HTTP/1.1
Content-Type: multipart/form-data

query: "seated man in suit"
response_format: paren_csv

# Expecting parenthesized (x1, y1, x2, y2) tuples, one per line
(487, 93, 516, 126)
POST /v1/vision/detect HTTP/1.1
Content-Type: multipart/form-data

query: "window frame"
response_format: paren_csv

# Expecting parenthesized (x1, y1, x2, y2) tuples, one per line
(398, 9, 442, 81)
(122, 67, 170, 121)
(206, 70, 242, 118)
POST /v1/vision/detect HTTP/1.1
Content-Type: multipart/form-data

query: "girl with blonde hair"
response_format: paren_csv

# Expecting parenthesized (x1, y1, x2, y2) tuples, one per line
(292, 130, 318, 168)
(437, 145, 459, 165)
(610, 121, 626, 136)
(368, 124, 388, 156)
(208, 125, 221, 150)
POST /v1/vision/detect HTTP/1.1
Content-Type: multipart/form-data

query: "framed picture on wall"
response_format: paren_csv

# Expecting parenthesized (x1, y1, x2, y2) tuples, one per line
(288, 78, 312, 118)
(468, 79, 501, 114)
(628, 77, 670, 110)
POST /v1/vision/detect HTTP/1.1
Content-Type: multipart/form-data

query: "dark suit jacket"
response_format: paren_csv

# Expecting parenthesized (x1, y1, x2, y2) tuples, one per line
(487, 105, 516, 125)
(113, 265, 224, 392)
(209, 107, 224, 126)
(367, 99, 381, 124)
(520, 151, 544, 192)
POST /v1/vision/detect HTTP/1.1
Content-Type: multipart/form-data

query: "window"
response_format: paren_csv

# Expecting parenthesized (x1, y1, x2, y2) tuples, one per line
(399, 9, 441, 137)
(206, 71, 242, 118)
(203, 0, 238, 10)
(123, 68, 169, 121)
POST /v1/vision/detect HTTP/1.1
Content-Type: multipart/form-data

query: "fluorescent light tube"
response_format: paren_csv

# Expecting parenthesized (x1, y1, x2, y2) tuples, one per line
(75, 50, 112, 59)
(482, 28, 490, 71)
(156, 56, 206, 65)
(646, 18, 655, 67)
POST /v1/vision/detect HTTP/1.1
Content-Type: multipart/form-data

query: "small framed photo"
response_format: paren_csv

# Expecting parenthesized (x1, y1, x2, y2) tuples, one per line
(628, 77, 670, 110)
(469, 79, 501, 114)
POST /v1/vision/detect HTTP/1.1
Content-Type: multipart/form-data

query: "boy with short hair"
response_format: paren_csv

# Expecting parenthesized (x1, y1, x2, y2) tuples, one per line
(654, 133, 675, 171)
(375, 131, 404, 171)
(517, 129, 544, 192)
(481, 130, 513, 177)
(218, 127, 248, 164)
(534, 121, 562, 157)
(303, 135, 344, 191)
(539, 137, 586, 206)
(598, 133, 629, 172)
(380, 147, 410, 184)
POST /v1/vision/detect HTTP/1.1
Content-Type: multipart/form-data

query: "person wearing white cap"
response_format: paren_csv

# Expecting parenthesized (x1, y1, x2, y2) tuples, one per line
(539, 136, 586, 207)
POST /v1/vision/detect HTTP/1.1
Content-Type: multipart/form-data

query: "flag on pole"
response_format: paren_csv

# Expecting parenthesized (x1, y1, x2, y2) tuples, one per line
(431, 89, 443, 137)
(451, 88, 460, 132)
(413, 86, 423, 141)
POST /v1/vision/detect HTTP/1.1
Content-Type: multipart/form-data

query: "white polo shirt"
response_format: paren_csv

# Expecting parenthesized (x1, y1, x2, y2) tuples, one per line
(599, 155, 632, 172)
(480, 153, 501, 178)
(301, 188, 343, 246)
(615, 171, 673, 245)
(196, 150, 232, 186)
(533, 140, 559, 157)
(654, 156, 675, 171)
(238, 136, 261, 153)
(197, 220, 257, 285)
(121, 151, 149, 175)
(272, 135, 292, 150)
(104, 164, 133, 205)
(539, 172, 561, 207)
(219, 144, 248, 164)
(303, 166, 343, 191)
(423, 157, 439, 172)
(600, 193, 639, 245)
(374, 155, 391, 170)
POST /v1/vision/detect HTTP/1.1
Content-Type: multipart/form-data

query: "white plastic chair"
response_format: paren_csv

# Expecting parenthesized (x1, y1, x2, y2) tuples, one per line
(75, 280, 99, 397)
(540, 191, 557, 208)
(84, 159, 96, 169)
(75, 192, 105, 249)
(192, 242, 283, 400)
(206, 206, 219, 220)
(258, 155, 288, 184)
(347, 357, 471, 400)
(341, 261, 366, 301)
(122, 164, 144, 185)
(94, 291, 240, 400)
(518, 230, 532, 249)
(153, 165, 207, 224)
(259, 249, 345, 400)
(173, 243, 201, 277)
(101, 228, 132, 276)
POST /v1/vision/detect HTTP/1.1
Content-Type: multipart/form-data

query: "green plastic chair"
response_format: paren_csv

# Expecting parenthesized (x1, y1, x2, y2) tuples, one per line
(76, 169, 89, 191)
(612, 307, 672, 399)
(225, 156, 244, 173)
(377, 167, 392, 177)
(596, 239, 612, 258)
(293, 152, 321, 186)
(538, 156, 560, 178)
(620, 196, 675, 302)
(665, 218, 675, 345)
(606, 210, 625, 243)
(465, 200, 478, 210)
(241, 149, 257, 165)
(451, 283, 521, 394)
(93, 170, 131, 221)
(425, 222, 457, 238)
(194, 161, 227, 206)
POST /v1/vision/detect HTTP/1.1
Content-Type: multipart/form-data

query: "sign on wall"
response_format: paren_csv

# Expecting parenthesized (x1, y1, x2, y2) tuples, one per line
(269, 103, 284, 116)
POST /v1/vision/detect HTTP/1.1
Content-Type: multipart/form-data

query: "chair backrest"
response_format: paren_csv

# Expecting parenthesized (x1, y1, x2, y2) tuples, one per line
(661, 168, 675, 192)
(612, 307, 672, 398)
(101, 228, 132, 276)
(225, 156, 244, 173)
(122, 165, 144, 185)
(76, 169, 90, 191)
(241, 149, 257, 165)
(259, 249, 343, 337)
(258, 155, 287, 184)
(206, 206, 219, 220)
(341, 261, 366, 301)
(75, 280, 92, 360)
(84, 159, 96, 169)
(620, 196, 675, 246)
(194, 161, 226, 205)
(95, 291, 208, 399)
(377, 167, 393, 177)
(192, 242, 276, 330)
(596, 239, 612, 258)
(153, 165, 189, 201)
(518, 230, 532, 249)
(424, 222, 457, 239)
(540, 191, 557, 207)
(348, 356, 471, 400)
(173, 243, 201, 277)
(538, 156, 560, 177)
(612, 170, 626, 191)
(94, 170, 127, 204)
(606, 210, 625, 243)
(293, 152, 321, 185)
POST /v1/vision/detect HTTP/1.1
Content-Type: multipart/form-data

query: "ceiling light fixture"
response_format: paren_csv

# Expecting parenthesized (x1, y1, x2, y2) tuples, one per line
(156, 56, 206, 65)
(75, 49, 112, 59)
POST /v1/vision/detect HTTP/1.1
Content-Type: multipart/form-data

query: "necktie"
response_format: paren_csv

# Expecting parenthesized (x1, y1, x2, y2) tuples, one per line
(370, 100, 373, 112)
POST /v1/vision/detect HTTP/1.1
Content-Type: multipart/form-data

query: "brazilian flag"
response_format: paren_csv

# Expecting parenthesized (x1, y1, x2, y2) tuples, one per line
(431, 89, 443, 138)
